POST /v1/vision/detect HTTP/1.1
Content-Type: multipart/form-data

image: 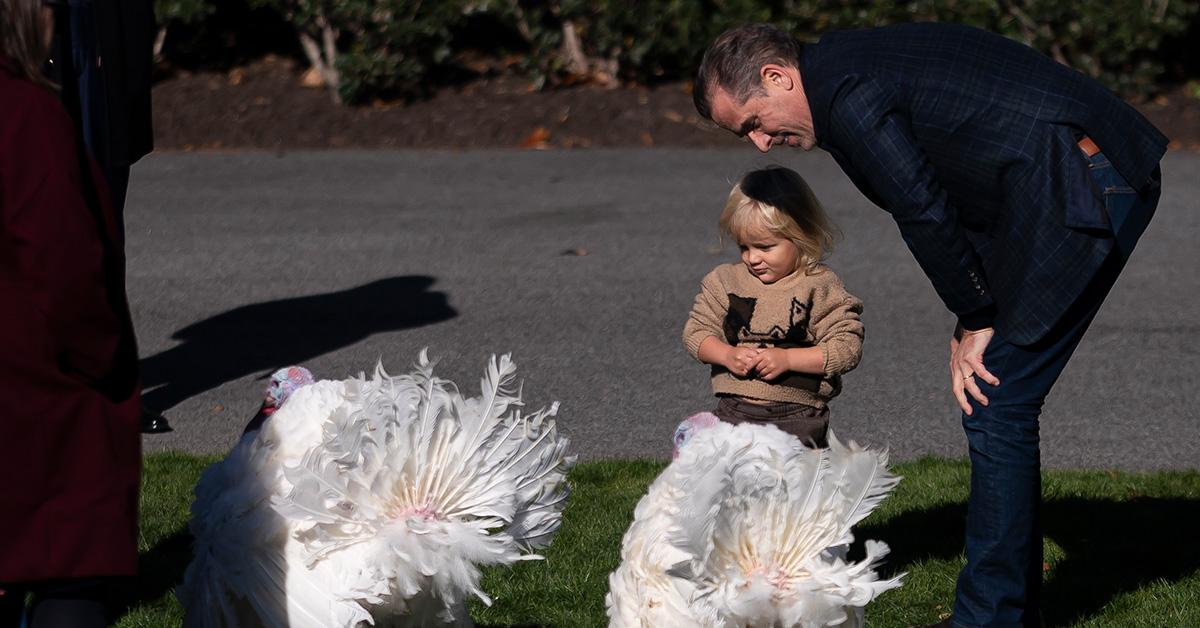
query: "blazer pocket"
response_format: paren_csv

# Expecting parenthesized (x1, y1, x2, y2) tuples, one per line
(1063, 153, 1112, 232)
(1102, 185, 1139, 239)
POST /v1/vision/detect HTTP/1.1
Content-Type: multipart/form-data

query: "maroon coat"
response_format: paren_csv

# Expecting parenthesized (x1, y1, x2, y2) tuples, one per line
(0, 57, 141, 582)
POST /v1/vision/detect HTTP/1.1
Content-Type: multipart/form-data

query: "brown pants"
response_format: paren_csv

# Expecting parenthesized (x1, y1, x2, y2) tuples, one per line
(713, 396, 830, 448)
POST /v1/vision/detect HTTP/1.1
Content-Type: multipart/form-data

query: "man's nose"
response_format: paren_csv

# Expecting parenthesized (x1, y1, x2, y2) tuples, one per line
(748, 131, 773, 153)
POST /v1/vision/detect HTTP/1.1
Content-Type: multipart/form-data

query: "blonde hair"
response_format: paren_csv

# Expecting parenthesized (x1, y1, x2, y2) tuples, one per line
(719, 166, 838, 273)
(0, 0, 57, 90)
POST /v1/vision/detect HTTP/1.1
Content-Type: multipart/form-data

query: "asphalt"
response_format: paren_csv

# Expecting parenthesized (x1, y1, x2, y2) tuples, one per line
(127, 148, 1200, 470)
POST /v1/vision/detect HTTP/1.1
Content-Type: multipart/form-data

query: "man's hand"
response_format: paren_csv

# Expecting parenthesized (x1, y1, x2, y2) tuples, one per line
(950, 326, 1000, 415)
(751, 348, 791, 381)
(724, 347, 762, 378)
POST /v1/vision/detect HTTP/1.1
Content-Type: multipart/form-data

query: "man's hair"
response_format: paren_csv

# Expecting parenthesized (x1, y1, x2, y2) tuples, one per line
(0, 0, 56, 90)
(719, 166, 837, 274)
(693, 23, 804, 121)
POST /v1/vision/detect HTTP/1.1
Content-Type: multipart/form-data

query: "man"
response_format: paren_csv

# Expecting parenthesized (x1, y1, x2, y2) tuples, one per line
(55, 0, 155, 226)
(692, 22, 1165, 628)
(52, 0, 165, 432)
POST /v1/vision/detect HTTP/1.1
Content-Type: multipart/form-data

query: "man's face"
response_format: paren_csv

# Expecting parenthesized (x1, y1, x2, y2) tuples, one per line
(708, 67, 816, 153)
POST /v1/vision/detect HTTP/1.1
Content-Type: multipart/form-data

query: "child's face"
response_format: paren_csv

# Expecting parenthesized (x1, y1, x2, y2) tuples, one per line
(737, 228, 802, 284)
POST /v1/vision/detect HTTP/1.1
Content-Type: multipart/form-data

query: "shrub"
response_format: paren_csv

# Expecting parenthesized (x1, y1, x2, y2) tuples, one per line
(183, 0, 1198, 102)
(154, 0, 216, 58)
(479, 0, 776, 87)
(986, 0, 1199, 97)
(254, 0, 465, 103)
(492, 0, 1195, 98)
(155, 0, 215, 26)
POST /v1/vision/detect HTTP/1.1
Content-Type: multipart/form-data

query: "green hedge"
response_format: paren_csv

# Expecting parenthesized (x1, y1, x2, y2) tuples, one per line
(156, 0, 214, 25)
(164, 0, 1199, 104)
(154, 0, 215, 58)
(249, 0, 462, 103)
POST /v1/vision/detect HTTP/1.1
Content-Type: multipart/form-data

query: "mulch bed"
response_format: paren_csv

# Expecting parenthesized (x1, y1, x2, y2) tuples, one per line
(152, 55, 1200, 152)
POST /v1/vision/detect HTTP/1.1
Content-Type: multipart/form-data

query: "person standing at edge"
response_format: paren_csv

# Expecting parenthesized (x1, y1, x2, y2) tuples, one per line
(49, 0, 164, 432)
(50, 0, 155, 230)
(1, 0, 143, 624)
(692, 22, 1166, 628)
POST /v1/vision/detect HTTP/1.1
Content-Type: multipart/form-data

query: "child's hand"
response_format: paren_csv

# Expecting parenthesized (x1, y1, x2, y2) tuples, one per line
(724, 347, 761, 378)
(751, 348, 792, 381)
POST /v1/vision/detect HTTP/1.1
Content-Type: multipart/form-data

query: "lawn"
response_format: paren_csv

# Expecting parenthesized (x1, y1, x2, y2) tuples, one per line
(114, 454, 1200, 627)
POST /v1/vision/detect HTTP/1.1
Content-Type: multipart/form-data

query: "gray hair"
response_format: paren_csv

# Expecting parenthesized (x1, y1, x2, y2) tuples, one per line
(693, 23, 804, 121)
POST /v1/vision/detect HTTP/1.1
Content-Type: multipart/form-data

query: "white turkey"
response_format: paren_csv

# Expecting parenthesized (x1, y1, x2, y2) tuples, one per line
(177, 351, 574, 627)
(606, 412, 902, 627)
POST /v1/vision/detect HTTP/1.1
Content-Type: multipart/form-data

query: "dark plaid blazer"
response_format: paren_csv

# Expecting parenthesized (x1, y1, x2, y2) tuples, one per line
(802, 22, 1167, 344)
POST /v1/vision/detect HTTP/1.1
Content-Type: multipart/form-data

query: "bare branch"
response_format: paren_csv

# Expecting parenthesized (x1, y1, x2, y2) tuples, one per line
(298, 24, 341, 104)
(560, 20, 589, 76)
(507, 0, 533, 42)
(153, 25, 168, 60)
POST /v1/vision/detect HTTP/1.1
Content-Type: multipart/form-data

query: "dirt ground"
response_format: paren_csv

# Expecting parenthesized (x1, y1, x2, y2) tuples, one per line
(152, 55, 1200, 152)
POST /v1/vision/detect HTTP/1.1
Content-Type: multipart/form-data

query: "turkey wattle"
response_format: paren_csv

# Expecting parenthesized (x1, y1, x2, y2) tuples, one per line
(177, 352, 574, 627)
(606, 413, 903, 628)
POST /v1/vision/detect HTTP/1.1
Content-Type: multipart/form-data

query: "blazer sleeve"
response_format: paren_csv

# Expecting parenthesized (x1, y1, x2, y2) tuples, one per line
(683, 269, 729, 360)
(1, 96, 125, 383)
(825, 76, 997, 330)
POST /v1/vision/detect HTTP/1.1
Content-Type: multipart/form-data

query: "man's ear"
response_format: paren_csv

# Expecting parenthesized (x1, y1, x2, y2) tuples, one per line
(759, 64, 795, 91)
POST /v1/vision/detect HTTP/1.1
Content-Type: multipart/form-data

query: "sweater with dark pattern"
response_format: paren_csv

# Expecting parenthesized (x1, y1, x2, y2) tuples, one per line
(683, 263, 864, 408)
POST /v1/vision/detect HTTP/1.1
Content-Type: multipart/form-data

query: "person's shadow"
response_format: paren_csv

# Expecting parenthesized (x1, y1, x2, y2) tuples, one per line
(855, 491, 1200, 626)
(139, 275, 456, 414)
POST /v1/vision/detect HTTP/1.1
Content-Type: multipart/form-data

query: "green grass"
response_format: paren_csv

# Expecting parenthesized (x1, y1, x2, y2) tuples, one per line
(115, 453, 220, 628)
(115, 454, 1200, 627)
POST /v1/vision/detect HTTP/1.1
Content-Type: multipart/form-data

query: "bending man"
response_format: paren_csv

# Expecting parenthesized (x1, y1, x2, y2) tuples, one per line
(692, 22, 1165, 628)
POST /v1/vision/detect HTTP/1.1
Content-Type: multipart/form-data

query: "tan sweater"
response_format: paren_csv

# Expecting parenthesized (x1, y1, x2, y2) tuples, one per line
(683, 263, 864, 408)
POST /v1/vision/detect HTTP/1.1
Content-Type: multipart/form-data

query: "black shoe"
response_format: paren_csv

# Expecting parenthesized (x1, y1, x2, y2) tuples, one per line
(141, 410, 173, 434)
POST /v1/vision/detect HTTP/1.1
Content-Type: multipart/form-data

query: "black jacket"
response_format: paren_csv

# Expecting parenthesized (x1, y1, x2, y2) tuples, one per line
(96, 0, 156, 167)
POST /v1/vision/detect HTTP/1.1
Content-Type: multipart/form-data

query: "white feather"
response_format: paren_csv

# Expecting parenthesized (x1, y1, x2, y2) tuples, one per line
(179, 353, 573, 627)
(606, 422, 902, 628)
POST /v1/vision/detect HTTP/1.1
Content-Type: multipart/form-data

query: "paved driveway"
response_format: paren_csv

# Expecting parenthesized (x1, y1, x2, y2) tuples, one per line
(127, 149, 1199, 469)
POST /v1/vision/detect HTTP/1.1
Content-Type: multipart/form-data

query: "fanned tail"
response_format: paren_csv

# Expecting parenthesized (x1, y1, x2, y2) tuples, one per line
(272, 351, 572, 625)
(824, 429, 902, 547)
(606, 421, 901, 628)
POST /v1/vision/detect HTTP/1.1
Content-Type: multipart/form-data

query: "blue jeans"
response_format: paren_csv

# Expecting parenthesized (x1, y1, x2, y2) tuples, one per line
(952, 153, 1161, 627)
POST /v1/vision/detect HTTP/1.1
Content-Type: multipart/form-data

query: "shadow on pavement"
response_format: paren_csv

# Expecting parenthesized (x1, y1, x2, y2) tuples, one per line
(140, 275, 456, 415)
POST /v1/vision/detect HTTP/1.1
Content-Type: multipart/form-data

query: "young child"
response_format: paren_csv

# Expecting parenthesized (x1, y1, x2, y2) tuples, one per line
(683, 166, 864, 447)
